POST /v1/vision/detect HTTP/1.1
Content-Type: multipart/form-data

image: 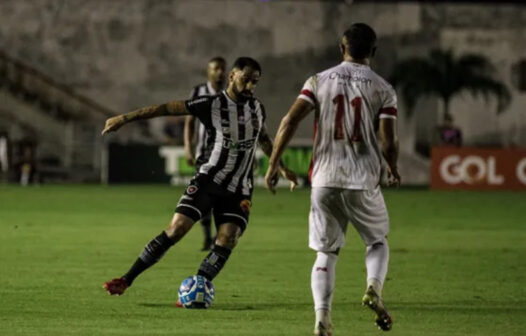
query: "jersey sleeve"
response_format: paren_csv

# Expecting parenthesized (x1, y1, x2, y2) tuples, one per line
(298, 75, 317, 106)
(378, 85, 398, 119)
(185, 96, 212, 123)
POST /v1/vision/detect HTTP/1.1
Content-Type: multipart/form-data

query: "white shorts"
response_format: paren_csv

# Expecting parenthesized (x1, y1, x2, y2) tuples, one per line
(309, 187, 389, 252)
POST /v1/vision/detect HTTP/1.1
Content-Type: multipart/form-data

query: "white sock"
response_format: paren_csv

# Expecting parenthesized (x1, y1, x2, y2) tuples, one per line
(315, 309, 331, 330)
(312, 251, 338, 315)
(365, 238, 389, 296)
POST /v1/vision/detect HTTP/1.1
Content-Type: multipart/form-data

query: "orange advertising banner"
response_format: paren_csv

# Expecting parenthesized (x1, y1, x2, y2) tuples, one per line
(430, 147, 526, 191)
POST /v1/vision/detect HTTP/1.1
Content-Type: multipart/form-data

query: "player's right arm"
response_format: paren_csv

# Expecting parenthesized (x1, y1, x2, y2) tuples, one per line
(184, 116, 196, 166)
(379, 118, 401, 187)
(265, 98, 313, 193)
(378, 84, 401, 187)
(101, 101, 189, 135)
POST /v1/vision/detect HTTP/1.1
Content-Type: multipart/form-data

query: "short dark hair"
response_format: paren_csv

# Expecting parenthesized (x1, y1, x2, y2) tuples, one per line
(209, 56, 226, 65)
(343, 23, 377, 59)
(232, 57, 262, 74)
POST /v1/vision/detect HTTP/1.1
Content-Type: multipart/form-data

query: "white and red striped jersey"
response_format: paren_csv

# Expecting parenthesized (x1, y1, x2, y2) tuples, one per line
(298, 61, 398, 190)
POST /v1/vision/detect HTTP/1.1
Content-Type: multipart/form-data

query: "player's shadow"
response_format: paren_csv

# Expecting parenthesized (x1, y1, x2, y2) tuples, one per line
(138, 303, 176, 308)
(137, 302, 312, 311)
(212, 302, 312, 311)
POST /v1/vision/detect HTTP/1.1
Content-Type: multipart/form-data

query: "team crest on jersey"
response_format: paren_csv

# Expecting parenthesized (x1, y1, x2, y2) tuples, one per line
(186, 185, 198, 195)
(240, 199, 252, 213)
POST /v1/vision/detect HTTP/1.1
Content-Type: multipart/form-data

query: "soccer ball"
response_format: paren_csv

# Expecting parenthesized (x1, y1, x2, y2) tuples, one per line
(178, 275, 215, 309)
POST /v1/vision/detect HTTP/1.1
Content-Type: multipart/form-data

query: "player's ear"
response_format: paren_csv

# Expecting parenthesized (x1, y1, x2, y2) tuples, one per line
(339, 43, 345, 56)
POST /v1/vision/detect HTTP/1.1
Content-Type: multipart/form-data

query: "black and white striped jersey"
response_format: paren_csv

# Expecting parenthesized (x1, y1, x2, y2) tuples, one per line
(185, 91, 266, 196)
(189, 82, 218, 167)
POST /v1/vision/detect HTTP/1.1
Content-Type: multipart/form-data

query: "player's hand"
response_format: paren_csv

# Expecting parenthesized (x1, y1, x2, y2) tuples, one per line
(101, 116, 126, 135)
(280, 167, 298, 192)
(386, 166, 401, 187)
(264, 165, 280, 194)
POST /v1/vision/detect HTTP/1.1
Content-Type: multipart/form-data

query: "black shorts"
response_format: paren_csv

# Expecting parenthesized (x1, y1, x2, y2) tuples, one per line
(175, 174, 252, 233)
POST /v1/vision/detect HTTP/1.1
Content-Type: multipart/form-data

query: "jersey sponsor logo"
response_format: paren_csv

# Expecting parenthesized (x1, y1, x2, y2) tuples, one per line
(222, 138, 256, 151)
(329, 72, 371, 84)
(240, 199, 252, 213)
(186, 185, 198, 194)
(187, 97, 208, 106)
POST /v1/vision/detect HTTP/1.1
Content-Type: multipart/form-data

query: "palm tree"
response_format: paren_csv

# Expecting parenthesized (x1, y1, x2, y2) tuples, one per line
(390, 49, 511, 121)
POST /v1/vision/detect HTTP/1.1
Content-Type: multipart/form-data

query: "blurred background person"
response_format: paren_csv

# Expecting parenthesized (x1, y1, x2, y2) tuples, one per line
(0, 131, 9, 181)
(436, 114, 462, 147)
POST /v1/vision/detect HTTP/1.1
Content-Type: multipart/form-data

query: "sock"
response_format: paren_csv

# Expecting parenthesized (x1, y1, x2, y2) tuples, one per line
(197, 244, 231, 281)
(122, 231, 175, 285)
(365, 238, 389, 296)
(311, 251, 338, 312)
(201, 215, 212, 243)
(315, 309, 331, 329)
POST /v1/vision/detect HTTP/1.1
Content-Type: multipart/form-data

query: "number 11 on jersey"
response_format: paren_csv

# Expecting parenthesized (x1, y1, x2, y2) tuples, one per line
(333, 94, 363, 143)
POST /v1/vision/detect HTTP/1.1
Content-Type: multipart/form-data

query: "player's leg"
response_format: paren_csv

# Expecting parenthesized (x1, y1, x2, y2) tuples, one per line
(103, 213, 195, 295)
(103, 178, 210, 295)
(200, 211, 214, 251)
(197, 222, 241, 281)
(344, 187, 392, 331)
(196, 194, 249, 281)
(309, 187, 348, 336)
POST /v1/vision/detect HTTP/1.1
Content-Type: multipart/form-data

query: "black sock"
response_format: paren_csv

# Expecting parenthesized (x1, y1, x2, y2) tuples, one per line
(123, 231, 174, 285)
(197, 245, 231, 281)
(201, 217, 212, 242)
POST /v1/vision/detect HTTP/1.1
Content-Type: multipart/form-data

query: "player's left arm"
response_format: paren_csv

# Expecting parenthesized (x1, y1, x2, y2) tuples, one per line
(102, 100, 189, 135)
(258, 125, 298, 191)
(265, 98, 313, 193)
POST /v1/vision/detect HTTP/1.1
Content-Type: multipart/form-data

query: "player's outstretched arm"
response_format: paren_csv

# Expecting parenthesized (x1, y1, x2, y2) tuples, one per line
(184, 115, 196, 166)
(379, 118, 401, 187)
(258, 126, 298, 192)
(265, 98, 312, 193)
(101, 100, 189, 135)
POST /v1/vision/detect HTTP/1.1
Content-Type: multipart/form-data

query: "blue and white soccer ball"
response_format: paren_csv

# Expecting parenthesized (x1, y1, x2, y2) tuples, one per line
(178, 275, 215, 309)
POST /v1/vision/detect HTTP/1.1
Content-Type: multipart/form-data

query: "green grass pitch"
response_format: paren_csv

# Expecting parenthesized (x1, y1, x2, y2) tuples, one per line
(0, 185, 525, 335)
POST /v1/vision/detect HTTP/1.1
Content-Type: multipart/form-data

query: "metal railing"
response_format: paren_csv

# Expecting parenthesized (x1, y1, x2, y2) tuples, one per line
(0, 50, 116, 122)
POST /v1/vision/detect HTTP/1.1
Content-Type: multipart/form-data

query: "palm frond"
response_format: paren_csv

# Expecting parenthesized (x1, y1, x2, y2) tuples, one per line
(461, 76, 512, 113)
(390, 49, 511, 118)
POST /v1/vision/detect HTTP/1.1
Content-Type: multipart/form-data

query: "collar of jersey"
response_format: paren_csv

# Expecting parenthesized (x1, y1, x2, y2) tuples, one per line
(222, 90, 246, 106)
(341, 61, 370, 68)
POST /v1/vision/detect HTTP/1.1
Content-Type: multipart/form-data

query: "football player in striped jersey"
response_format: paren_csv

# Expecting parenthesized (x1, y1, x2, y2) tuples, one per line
(101, 57, 297, 299)
(184, 56, 227, 251)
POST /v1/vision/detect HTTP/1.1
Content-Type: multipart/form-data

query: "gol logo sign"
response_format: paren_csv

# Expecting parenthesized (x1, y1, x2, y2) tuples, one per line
(431, 148, 526, 190)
